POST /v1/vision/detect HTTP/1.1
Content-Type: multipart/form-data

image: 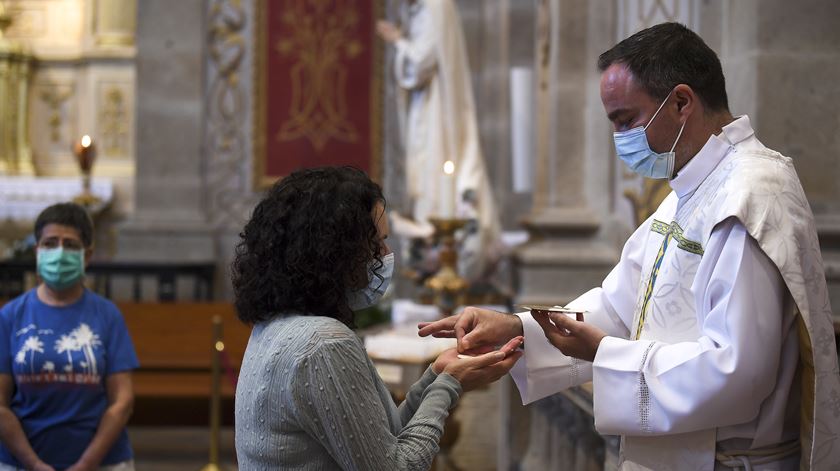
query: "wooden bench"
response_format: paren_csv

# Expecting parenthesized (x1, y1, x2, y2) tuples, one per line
(117, 302, 252, 426)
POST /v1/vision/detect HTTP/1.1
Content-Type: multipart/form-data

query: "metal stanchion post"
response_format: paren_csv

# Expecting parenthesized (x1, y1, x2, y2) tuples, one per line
(201, 315, 224, 471)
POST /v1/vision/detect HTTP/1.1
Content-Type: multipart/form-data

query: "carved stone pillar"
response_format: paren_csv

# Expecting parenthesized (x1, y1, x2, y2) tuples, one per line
(117, 0, 214, 263)
(514, 0, 619, 306)
(718, 0, 840, 315)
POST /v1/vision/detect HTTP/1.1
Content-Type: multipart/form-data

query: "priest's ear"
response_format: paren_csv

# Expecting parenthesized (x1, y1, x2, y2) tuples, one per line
(672, 84, 698, 120)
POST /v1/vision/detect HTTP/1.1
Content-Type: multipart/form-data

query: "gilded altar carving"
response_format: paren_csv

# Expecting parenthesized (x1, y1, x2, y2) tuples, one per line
(99, 86, 128, 157)
(0, 5, 34, 175)
(39, 85, 74, 143)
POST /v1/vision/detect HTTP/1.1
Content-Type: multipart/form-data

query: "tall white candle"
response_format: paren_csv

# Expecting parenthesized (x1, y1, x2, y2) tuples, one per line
(440, 160, 456, 219)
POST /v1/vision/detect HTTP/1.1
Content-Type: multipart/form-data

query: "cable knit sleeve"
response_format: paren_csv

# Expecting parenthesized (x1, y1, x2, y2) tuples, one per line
(290, 335, 461, 471)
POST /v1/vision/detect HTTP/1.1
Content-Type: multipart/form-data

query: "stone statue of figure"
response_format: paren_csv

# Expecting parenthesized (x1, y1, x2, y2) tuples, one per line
(378, 0, 501, 280)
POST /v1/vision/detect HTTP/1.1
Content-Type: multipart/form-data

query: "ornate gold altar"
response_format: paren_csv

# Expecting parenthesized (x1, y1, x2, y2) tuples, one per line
(0, 4, 33, 176)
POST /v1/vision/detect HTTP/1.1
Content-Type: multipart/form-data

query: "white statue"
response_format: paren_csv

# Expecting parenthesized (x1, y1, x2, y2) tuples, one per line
(378, 0, 501, 280)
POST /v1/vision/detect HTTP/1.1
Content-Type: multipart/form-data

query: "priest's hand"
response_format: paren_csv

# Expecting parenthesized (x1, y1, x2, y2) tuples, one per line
(433, 337, 524, 391)
(418, 307, 523, 353)
(531, 311, 607, 362)
(376, 20, 402, 43)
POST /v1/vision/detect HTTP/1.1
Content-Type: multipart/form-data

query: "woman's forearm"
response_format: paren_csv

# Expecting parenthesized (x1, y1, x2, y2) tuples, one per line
(0, 406, 45, 469)
(73, 401, 133, 469)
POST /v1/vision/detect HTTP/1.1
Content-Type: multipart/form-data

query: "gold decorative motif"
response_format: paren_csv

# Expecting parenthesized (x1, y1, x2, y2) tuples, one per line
(99, 87, 128, 156)
(39, 86, 73, 143)
(650, 219, 703, 255)
(1, 6, 34, 175)
(273, 0, 362, 151)
(4, 6, 47, 38)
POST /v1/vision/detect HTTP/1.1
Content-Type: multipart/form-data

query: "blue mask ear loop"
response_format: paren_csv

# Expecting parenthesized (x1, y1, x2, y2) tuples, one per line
(643, 90, 673, 131)
(666, 121, 686, 178)
(644, 90, 685, 179)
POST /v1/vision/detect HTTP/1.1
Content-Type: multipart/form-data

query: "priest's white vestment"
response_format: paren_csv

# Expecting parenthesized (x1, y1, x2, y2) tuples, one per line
(511, 116, 840, 470)
(393, 0, 501, 278)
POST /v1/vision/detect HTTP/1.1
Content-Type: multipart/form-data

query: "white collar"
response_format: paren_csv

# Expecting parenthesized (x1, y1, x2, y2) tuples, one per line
(669, 115, 754, 199)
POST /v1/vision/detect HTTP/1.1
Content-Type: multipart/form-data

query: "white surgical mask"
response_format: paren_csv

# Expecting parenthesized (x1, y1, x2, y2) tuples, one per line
(347, 252, 395, 311)
(613, 90, 685, 179)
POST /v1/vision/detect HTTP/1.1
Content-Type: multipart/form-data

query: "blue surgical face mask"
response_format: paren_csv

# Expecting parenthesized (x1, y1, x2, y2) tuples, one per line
(613, 91, 686, 179)
(37, 247, 85, 291)
(347, 252, 395, 311)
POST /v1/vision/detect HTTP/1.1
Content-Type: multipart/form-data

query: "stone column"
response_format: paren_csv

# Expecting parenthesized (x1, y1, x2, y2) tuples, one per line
(514, 0, 619, 306)
(720, 0, 840, 315)
(513, 1, 619, 468)
(117, 0, 214, 263)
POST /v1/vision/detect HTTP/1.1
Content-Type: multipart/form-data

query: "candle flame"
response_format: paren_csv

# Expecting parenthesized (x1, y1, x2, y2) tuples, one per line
(81, 135, 92, 148)
(443, 160, 455, 175)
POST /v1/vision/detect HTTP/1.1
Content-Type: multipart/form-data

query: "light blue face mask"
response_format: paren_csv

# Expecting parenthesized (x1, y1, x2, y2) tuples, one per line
(613, 91, 685, 179)
(347, 252, 395, 311)
(37, 247, 85, 291)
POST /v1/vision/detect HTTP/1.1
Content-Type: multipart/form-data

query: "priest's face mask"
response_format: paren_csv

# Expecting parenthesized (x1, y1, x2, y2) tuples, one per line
(600, 64, 688, 179)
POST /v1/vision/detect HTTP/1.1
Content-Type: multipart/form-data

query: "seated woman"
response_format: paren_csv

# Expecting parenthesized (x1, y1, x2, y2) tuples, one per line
(233, 166, 522, 470)
(0, 203, 139, 471)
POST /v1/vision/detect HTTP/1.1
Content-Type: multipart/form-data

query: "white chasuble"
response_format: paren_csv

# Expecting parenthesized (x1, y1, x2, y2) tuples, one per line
(510, 116, 840, 470)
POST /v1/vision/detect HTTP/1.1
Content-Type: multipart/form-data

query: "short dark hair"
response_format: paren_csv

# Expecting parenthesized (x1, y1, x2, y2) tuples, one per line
(231, 166, 385, 326)
(597, 22, 729, 112)
(34, 202, 94, 247)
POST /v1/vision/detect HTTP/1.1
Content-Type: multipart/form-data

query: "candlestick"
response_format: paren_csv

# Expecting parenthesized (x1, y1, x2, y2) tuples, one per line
(72, 135, 101, 207)
(425, 217, 468, 317)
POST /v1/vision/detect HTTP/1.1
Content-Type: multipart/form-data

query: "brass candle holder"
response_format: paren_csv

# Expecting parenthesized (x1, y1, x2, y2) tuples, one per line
(425, 217, 469, 317)
(72, 135, 101, 207)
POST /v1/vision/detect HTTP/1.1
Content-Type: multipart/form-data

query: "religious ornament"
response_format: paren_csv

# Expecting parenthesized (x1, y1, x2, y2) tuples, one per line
(424, 160, 469, 315)
(72, 135, 101, 207)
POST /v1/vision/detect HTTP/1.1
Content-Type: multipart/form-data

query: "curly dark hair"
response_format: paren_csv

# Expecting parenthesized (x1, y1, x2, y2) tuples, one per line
(231, 166, 385, 326)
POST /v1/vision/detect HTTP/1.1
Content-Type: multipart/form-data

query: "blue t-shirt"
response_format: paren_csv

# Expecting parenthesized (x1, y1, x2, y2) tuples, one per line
(0, 289, 139, 469)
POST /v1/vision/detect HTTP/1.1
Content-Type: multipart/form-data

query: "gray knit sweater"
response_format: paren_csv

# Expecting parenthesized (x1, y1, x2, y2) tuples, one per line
(235, 315, 462, 470)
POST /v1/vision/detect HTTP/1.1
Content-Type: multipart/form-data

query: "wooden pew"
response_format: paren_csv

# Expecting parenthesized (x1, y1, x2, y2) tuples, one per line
(117, 302, 252, 426)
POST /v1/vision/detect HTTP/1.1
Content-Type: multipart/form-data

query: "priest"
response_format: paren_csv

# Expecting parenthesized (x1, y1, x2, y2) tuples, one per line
(419, 22, 840, 470)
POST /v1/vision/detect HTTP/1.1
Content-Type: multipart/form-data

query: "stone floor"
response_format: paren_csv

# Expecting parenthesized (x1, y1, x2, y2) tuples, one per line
(129, 427, 238, 471)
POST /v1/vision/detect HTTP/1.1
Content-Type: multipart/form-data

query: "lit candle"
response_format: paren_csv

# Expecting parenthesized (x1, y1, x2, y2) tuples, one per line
(440, 160, 456, 219)
(72, 134, 96, 171)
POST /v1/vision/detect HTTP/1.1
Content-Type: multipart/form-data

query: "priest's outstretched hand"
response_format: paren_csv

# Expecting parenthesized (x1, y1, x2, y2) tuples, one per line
(418, 307, 523, 353)
(531, 311, 608, 362)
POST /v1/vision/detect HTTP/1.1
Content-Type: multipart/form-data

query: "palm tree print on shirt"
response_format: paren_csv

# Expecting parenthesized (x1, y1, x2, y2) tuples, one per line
(55, 334, 80, 373)
(17, 336, 45, 374)
(12, 323, 103, 383)
(69, 323, 102, 375)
